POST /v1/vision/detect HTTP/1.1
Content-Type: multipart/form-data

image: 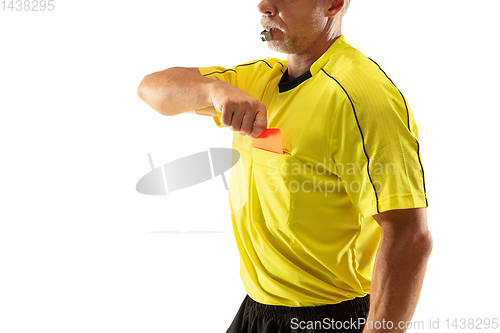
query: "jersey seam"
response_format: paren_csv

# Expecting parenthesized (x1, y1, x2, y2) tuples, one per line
(378, 192, 428, 200)
(202, 68, 237, 77)
(367, 58, 411, 131)
(232, 141, 252, 155)
(203, 59, 285, 78)
(415, 140, 429, 207)
(327, 84, 347, 174)
(236, 59, 273, 69)
(367, 58, 428, 206)
(277, 61, 285, 73)
(321, 68, 380, 214)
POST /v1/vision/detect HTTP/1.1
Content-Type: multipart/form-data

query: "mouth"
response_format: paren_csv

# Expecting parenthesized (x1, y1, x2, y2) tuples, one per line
(263, 26, 282, 33)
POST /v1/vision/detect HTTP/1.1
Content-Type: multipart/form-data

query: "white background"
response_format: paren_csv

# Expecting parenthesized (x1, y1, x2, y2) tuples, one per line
(1, 0, 499, 332)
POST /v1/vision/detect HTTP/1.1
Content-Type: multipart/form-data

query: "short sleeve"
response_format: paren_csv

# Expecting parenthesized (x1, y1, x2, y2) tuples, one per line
(329, 77, 428, 219)
(198, 66, 238, 128)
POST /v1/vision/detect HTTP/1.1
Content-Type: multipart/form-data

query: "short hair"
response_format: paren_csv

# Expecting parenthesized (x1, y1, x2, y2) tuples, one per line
(342, 0, 351, 17)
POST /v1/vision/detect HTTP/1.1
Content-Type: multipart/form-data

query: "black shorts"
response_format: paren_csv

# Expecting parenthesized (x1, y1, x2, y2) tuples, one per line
(227, 294, 370, 333)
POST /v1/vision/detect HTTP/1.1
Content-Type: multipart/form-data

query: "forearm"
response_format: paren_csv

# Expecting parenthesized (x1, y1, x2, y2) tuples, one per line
(364, 229, 433, 332)
(137, 67, 219, 116)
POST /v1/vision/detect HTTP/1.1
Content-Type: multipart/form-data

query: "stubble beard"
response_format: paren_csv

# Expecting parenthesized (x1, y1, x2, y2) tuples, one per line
(267, 34, 299, 54)
(266, 12, 325, 55)
(268, 30, 320, 55)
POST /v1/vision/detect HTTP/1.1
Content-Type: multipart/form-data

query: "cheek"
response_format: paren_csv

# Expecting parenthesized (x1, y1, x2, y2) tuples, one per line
(310, 9, 327, 30)
(289, 10, 325, 34)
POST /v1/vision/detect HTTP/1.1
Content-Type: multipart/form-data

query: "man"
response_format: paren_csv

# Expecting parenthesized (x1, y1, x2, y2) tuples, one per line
(137, 0, 433, 332)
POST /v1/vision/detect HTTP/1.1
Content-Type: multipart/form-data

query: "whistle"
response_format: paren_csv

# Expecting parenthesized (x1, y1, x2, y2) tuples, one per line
(260, 29, 273, 42)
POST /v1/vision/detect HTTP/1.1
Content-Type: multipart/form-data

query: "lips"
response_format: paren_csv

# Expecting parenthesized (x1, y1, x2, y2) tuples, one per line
(263, 26, 282, 32)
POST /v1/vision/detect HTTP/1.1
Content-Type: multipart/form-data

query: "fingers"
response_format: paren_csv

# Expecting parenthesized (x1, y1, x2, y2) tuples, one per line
(237, 111, 256, 135)
(214, 85, 267, 137)
(248, 105, 267, 138)
(237, 102, 267, 137)
(229, 104, 245, 132)
(220, 102, 234, 128)
(220, 101, 267, 137)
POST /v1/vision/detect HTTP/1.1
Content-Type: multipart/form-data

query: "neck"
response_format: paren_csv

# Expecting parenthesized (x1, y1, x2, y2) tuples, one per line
(286, 26, 342, 81)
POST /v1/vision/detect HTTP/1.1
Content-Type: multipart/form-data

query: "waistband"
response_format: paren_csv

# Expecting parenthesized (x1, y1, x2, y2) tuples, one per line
(246, 294, 370, 319)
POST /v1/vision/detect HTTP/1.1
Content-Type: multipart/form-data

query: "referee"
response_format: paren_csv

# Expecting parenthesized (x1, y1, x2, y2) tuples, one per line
(137, 0, 433, 332)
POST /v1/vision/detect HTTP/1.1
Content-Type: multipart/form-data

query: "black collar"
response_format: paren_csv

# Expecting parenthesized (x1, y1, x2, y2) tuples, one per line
(278, 68, 313, 93)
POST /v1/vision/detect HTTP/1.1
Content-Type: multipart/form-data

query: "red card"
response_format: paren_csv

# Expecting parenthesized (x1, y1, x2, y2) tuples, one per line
(252, 128, 283, 154)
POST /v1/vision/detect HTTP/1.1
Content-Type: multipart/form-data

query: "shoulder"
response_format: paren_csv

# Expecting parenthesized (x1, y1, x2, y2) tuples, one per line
(321, 43, 405, 116)
(236, 58, 286, 71)
(200, 58, 285, 77)
(208, 58, 286, 81)
(324, 46, 394, 94)
(232, 58, 286, 81)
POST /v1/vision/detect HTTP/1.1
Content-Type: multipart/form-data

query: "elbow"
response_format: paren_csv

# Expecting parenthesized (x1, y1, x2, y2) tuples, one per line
(413, 229, 433, 259)
(137, 74, 155, 105)
(425, 230, 433, 256)
(137, 74, 170, 116)
(137, 77, 147, 102)
(136, 74, 153, 107)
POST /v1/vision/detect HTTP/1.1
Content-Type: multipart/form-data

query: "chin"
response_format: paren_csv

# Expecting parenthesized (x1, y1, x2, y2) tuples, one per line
(267, 41, 295, 54)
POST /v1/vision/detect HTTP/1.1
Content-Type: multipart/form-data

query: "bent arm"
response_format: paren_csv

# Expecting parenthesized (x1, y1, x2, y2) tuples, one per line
(137, 67, 268, 137)
(364, 208, 433, 332)
(137, 67, 218, 116)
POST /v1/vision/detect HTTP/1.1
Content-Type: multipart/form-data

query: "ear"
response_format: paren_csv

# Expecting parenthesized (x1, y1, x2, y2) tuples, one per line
(326, 0, 344, 18)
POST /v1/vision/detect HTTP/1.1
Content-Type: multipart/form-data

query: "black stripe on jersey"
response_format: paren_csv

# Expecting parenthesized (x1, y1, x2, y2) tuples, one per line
(237, 59, 273, 69)
(237, 60, 285, 74)
(203, 68, 236, 77)
(320, 68, 380, 214)
(204, 60, 285, 77)
(277, 61, 285, 73)
(368, 58, 410, 131)
(415, 140, 429, 207)
(368, 58, 428, 207)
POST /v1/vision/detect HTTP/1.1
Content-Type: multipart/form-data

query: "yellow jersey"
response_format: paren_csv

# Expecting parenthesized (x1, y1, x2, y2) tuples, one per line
(198, 35, 428, 306)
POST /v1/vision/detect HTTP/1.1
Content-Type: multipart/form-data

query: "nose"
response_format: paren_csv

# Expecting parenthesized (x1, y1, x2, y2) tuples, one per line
(257, 0, 276, 16)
